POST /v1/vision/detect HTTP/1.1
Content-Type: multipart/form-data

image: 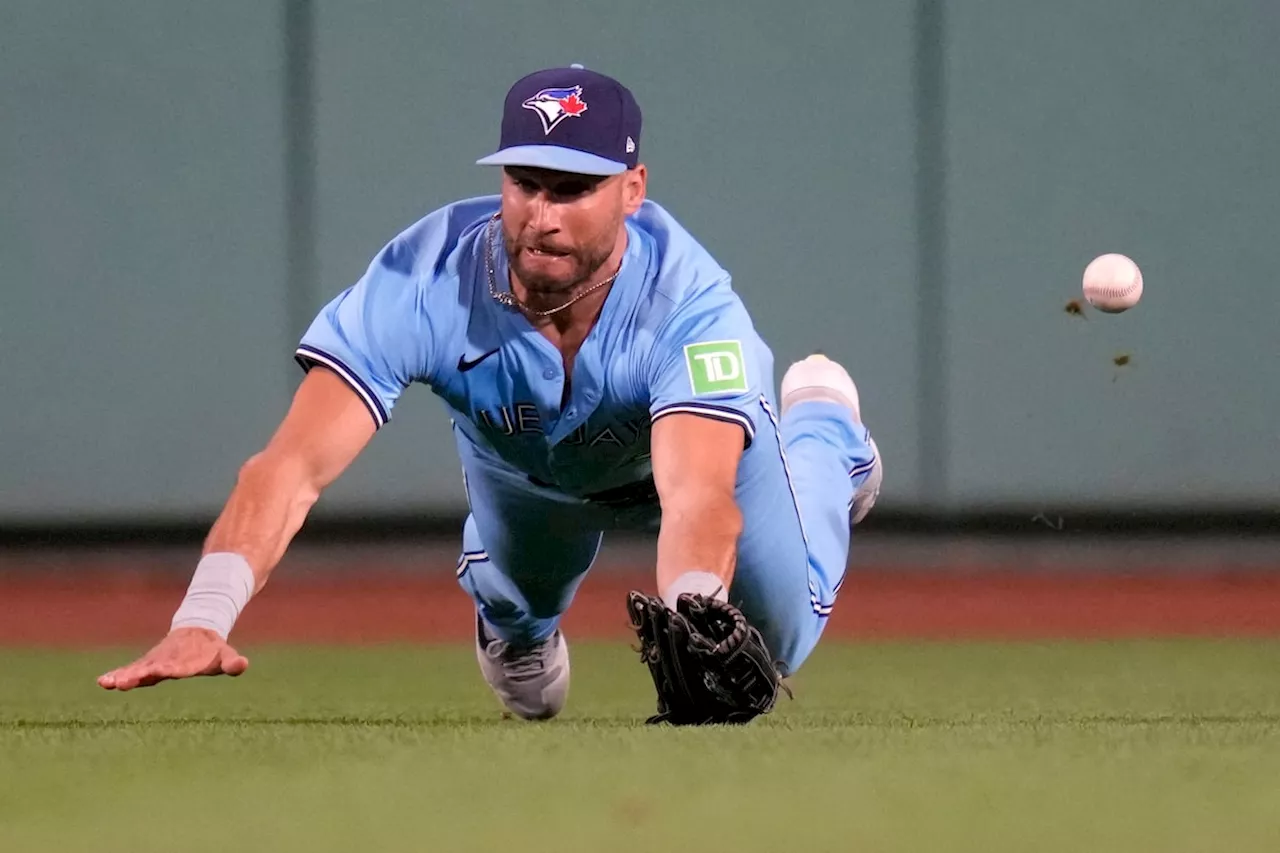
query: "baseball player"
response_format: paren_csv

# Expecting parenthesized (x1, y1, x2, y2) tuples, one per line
(98, 64, 881, 725)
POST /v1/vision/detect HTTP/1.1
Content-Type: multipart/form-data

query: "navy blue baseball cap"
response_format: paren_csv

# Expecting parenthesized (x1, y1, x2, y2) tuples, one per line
(476, 64, 642, 176)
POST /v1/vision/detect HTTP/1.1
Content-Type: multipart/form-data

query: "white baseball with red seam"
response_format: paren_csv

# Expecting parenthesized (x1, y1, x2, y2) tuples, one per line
(1082, 253, 1143, 313)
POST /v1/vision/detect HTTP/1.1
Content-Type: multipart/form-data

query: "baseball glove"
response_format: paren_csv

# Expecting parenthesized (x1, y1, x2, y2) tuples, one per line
(627, 590, 789, 725)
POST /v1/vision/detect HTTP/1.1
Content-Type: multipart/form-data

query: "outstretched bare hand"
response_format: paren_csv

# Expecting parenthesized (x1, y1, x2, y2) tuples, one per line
(97, 627, 249, 691)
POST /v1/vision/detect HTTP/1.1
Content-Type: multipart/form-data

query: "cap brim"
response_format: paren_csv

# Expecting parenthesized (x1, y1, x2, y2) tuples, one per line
(476, 145, 627, 176)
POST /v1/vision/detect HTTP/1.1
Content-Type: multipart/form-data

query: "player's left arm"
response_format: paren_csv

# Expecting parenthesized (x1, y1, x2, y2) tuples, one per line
(645, 281, 763, 607)
(650, 413, 745, 601)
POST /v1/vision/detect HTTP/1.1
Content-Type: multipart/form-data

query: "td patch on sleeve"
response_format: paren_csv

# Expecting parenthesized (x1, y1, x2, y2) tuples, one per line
(683, 340, 748, 396)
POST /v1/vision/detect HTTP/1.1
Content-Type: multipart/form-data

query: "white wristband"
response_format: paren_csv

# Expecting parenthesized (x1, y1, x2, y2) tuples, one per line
(170, 552, 257, 639)
(661, 571, 728, 611)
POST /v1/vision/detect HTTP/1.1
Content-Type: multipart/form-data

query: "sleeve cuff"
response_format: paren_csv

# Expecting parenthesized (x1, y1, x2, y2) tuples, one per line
(651, 402, 755, 449)
(295, 344, 389, 428)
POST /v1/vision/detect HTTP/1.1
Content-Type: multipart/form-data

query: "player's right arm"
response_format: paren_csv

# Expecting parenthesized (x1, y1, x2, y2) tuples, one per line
(98, 220, 446, 692)
(97, 367, 377, 691)
(203, 367, 375, 576)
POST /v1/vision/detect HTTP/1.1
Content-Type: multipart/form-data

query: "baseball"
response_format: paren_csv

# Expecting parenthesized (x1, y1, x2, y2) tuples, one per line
(1082, 253, 1143, 313)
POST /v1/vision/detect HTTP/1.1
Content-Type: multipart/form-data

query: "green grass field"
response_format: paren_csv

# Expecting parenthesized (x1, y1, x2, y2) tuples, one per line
(3, 640, 1280, 852)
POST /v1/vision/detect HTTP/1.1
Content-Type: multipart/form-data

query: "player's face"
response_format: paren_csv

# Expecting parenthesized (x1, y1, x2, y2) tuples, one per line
(501, 166, 644, 294)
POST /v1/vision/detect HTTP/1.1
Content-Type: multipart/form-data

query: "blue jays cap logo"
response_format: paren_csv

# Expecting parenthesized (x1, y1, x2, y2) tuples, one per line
(521, 86, 589, 135)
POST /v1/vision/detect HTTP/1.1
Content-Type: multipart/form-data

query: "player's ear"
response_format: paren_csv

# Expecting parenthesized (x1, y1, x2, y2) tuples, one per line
(620, 165, 647, 215)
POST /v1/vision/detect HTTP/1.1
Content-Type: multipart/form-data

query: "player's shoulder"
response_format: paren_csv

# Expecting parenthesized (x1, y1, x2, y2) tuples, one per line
(625, 199, 752, 347)
(628, 199, 734, 305)
(371, 195, 498, 286)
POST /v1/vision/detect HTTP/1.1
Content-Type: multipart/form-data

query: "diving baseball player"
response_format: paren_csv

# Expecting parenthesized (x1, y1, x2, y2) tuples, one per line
(98, 64, 881, 725)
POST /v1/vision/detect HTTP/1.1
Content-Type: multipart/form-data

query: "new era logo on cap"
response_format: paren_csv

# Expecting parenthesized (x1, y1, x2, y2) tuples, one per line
(476, 64, 642, 176)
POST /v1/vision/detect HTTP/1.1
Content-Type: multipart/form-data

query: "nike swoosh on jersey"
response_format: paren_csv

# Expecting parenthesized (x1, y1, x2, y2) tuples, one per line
(457, 348, 500, 372)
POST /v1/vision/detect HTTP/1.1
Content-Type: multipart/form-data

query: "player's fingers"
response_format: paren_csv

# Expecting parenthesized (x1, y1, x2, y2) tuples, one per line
(97, 666, 125, 688)
(99, 667, 149, 691)
(97, 659, 151, 690)
(103, 652, 188, 690)
(220, 650, 249, 677)
(124, 660, 178, 690)
(130, 670, 172, 689)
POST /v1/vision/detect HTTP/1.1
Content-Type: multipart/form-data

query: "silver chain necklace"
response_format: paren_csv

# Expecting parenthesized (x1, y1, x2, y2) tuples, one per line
(485, 213, 620, 318)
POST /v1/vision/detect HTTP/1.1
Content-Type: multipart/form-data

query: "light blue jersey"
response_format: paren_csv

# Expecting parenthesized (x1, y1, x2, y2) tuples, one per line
(297, 196, 875, 674)
(299, 196, 770, 498)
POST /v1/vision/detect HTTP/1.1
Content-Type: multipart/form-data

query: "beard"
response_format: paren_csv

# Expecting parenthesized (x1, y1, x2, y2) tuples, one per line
(504, 228, 616, 296)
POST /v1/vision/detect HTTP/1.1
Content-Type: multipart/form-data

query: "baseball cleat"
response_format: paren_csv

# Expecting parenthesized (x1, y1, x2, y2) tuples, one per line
(780, 354, 882, 524)
(475, 613, 570, 720)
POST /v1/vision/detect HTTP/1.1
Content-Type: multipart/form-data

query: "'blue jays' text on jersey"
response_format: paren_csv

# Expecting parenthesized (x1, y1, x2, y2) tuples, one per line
(296, 196, 779, 500)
